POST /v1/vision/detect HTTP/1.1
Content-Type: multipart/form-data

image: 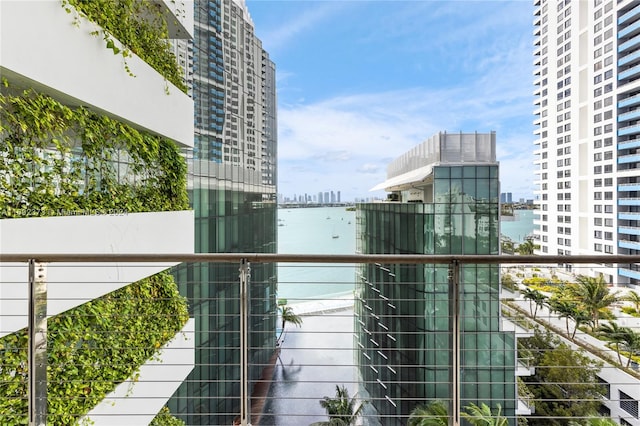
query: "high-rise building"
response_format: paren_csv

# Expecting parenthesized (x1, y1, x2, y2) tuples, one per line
(356, 132, 521, 424)
(532, 1, 640, 287)
(0, 1, 195, 423)
(501, 192, 513, 204)
(169, 0, 278, 424)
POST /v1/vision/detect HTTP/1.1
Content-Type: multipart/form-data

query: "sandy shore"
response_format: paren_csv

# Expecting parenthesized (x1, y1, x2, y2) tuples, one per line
(289, 293, 355, 315)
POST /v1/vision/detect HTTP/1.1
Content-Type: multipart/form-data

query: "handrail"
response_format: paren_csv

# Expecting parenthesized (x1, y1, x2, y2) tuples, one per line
(3, 253, 640, 265)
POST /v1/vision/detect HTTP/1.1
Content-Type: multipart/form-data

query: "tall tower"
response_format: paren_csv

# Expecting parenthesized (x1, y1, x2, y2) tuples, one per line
(170, 0, 278, 424)
(532, 0, 640, 287)
(356, 132, 519, 424)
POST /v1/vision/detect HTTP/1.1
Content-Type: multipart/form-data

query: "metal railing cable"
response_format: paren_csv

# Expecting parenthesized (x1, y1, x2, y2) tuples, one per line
(3, 254, 640, 425)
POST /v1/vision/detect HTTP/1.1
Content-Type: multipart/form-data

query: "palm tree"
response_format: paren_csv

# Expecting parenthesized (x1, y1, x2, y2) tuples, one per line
(516, 238, 536, 255)
(522, 287, 546, 319)
(318, 385, 366, 425)
(620, 328, 640, 368)
(597, 321, 628, 365)
(407, 401, 449, 426)
(549, 297, 579, 336)
(570, 274, 620, 328)
(624, 290, 640, 313)
(277, 299, 302, 342)
(461, 403, 508, 426)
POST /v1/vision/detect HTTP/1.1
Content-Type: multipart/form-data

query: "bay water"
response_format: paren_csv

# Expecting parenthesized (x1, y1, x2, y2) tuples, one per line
(277, 207, 535, 302)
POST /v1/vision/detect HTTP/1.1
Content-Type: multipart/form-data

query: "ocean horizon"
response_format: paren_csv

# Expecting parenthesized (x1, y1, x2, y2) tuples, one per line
(277, 206, 535, 303)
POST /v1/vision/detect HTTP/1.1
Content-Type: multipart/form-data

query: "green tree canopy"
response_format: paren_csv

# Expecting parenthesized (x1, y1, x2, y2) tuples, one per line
(520, 332, 604, 425)
(408, 400, 449, 426)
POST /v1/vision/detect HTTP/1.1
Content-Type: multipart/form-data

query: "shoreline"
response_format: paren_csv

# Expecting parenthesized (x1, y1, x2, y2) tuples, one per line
(289, 294, 355, 315)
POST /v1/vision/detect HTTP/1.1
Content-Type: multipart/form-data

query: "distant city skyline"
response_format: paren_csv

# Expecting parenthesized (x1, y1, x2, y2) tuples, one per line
(247, 0, 535, 202)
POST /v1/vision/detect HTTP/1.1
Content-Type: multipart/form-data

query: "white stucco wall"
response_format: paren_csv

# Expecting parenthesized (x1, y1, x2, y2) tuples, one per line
(0, 210, 194, 337)
(82, 318, 195, 425)
(0, 0, 193, 147)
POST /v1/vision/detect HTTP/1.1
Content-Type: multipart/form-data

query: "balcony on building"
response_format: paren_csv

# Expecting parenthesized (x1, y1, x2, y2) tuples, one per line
(619, 63, 640, 82)
(619, 108, 640, 123)
(619, 93, 640, 109)
(0, 0, 194, 148)
(619, 3, 640, 26)
(618, 122, 640, 136)
(620, 34, 640, 54)
(619, 152, 640, 164)
(619, 19, 640, 40)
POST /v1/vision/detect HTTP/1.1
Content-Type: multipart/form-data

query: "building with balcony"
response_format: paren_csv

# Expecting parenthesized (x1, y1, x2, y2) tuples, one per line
(355, 132, 521, 424)
(531, 0, 640, 290)
(167, 0, 278, 424)
(0, 0, 195, 423)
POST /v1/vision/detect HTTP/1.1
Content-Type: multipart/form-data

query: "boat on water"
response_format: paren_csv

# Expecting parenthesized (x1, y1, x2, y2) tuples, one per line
(332, 234, 339, 239)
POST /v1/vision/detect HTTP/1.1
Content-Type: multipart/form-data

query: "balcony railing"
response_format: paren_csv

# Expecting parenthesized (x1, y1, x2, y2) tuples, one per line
(2, 253, 640, 426)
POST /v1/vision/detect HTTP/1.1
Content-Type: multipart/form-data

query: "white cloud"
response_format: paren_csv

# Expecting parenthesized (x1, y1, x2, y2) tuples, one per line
(277, 72, 535, 201)
(257, 2, 346, 52)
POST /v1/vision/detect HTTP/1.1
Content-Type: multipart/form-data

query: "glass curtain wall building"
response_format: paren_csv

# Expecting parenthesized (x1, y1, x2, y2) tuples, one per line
(356, 132, 517, 424)
(169, 0, 278, 424)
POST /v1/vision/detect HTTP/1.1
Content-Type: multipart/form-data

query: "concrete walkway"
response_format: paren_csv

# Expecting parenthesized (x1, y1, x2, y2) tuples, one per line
(259, 308, 356, 425)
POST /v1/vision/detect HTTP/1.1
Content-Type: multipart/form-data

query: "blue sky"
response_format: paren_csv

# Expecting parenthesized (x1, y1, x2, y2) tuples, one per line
(246, 0, 535, 202)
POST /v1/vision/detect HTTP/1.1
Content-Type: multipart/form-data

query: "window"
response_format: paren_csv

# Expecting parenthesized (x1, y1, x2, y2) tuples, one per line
(594, 217, 603, 226)
(604, 245, 613, 254)
(604, 192, 613, 200)
(595, 179, 602, 187)
(604, 178, 613, 186)
(594, 153, 603, 161)
(595, 230, 602, 239)
(595, 243, 602, 252)
(605, 218, 613, 227)
(594, 166, 602, 174)
(594, 192, 602, 200)
(605, 232, 613, 240)
(595, 205, 602, 213)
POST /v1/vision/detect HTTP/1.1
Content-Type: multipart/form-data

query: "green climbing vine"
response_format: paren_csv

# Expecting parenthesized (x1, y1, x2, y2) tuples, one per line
(0, 271, 189, 425)
(0, 83, 189, 219)
(61, 0, 188, 93)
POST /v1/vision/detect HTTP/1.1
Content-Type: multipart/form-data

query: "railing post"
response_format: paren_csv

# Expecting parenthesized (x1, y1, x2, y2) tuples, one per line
(28, 260, 47, 426)
(448, 260, 460, 426)
(239, 259, 251, 426)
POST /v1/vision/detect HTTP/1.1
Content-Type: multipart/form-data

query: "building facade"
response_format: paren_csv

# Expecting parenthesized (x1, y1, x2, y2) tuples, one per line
(0, 1, 195, 423)
(532, 0, 640, 289)
(356, 132, 519, 424)
(168, 0, 278, 424)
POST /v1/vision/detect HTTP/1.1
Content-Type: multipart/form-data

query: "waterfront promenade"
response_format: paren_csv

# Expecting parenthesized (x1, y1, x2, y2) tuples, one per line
(260, 306, 356, 425)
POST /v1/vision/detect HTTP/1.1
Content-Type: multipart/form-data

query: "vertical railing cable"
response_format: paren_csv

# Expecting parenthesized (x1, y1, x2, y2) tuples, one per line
(448, 260, 461, 426)
(28, 260, 47, 426)
(239, 259, 251, 425)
